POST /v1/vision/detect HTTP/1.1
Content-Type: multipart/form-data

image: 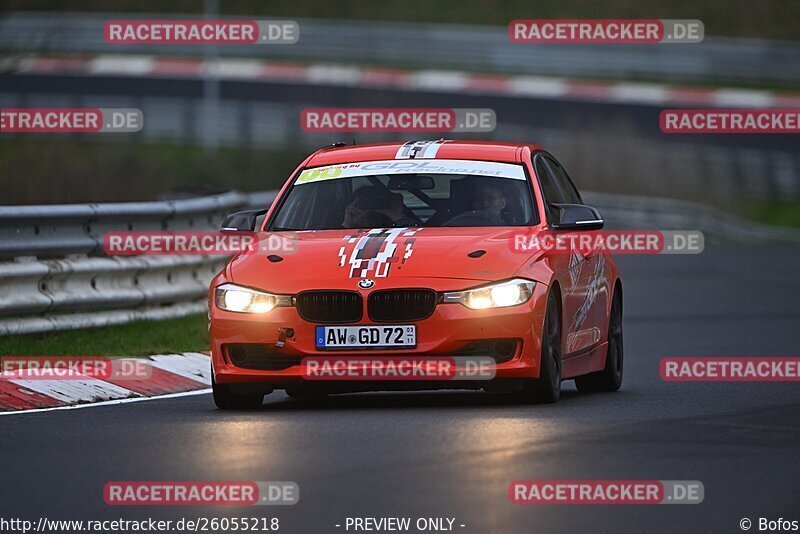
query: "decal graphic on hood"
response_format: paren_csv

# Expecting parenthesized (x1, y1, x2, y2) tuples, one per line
(338, 227, 420, 278)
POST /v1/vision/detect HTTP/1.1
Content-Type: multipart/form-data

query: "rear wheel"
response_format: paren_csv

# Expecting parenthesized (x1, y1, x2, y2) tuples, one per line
(212, 373, 264, 410)
(521, 291, 562, 403)
(575, 285, 623, 393)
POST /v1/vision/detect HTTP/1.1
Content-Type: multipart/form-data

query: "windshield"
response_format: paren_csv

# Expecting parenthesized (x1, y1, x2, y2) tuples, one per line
(269, 159, 536, 230)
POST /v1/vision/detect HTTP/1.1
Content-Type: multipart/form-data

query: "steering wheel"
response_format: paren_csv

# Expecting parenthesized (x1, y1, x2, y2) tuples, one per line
(443, 210, 504, 227)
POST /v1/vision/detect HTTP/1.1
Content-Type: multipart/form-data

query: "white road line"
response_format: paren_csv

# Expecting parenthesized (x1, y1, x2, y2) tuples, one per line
(19, 53, 800, 109)
(408, 70, 469, 91)
(508, 76, 569, 98)
(612, 83, 670, 104)
(306, 64, 364, 86)
(0, 388, 211, 416)
(713, 89, 775, 107)
(89, 54, 155, 76)
(210, 58, 264, 79)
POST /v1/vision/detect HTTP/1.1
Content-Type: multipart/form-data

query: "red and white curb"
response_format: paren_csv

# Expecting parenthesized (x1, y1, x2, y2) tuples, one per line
(8, 54, 800, 108)
(0, 352, 210, 413)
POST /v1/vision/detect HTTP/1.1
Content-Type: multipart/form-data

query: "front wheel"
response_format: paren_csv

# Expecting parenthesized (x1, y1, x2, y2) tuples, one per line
(520, 291, 562, 404)
(212, 373, 264, 410)
(575, 285, 623, 393)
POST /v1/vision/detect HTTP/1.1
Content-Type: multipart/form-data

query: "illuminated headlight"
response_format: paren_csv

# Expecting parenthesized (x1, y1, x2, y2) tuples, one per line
(443, 279, 535, 310)
(214, 283, 293, 314)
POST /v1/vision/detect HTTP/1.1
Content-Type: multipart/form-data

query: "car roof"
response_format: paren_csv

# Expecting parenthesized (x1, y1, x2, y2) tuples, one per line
(306, 140, 545, 167)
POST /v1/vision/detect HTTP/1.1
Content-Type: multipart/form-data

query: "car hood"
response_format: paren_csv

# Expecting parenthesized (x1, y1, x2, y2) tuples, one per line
(227, 227, 537, 293)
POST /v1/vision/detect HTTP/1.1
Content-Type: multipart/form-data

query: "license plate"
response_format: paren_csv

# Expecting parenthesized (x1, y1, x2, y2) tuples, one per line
(315, 325, 416, 349)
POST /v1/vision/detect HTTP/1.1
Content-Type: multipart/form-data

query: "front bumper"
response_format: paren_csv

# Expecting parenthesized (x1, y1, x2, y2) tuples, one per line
(210, 282, 549, 386)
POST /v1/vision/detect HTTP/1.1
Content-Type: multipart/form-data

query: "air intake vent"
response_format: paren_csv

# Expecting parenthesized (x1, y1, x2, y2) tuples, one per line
(226, 344, 299, 371)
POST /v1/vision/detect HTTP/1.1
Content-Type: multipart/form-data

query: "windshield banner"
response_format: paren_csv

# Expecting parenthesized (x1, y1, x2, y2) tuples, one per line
(296, 159, 526, 184)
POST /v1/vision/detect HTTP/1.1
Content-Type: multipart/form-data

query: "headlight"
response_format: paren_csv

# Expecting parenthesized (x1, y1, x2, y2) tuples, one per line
(214, 283, 293, 314)
(443, 278, 535, 309)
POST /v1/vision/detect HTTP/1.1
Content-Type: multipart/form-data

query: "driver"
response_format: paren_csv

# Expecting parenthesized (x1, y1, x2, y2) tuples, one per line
(342, 186, 417, 228)
(444, 182, 507, 226)
(473, 183, 507, 221)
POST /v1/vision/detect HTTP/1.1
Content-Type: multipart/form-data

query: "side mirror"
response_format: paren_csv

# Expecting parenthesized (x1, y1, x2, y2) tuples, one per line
(549, 204, 604, 231)
(221, 209, 268, 232)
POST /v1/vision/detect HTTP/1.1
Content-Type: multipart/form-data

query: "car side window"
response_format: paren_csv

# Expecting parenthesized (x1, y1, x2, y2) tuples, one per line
(534, 156, 565, 222)
(535, 158, 565, 204)
(543, 157, 582, 204)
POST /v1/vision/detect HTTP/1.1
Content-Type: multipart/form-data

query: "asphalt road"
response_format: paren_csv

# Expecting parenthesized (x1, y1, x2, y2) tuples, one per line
(2, 244, 800, 533)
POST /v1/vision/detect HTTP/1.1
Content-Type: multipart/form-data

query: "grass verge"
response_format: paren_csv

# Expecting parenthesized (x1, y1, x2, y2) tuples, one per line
(742, 201, 800, 229)
(0, 314, 208, 357)
(0, 139, 307, 205)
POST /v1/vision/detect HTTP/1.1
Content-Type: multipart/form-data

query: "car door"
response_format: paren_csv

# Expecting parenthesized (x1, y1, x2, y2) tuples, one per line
(540, 156, 609, 355)
(532, 154, 585, 358)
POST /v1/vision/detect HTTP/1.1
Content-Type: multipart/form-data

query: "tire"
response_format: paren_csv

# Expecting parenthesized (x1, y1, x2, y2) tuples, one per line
(521, 290, 562, 404)
(575, 285, 623, 393)
(212, 374, 264, 410)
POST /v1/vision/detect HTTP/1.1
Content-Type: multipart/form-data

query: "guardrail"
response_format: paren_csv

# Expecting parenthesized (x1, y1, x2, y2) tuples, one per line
(0, 191, 262, 336)
(0, 188, 797, 336)
(582, 192, 800, 243)
(0, 191, 250, 259)
(1, 12, 799, 86)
